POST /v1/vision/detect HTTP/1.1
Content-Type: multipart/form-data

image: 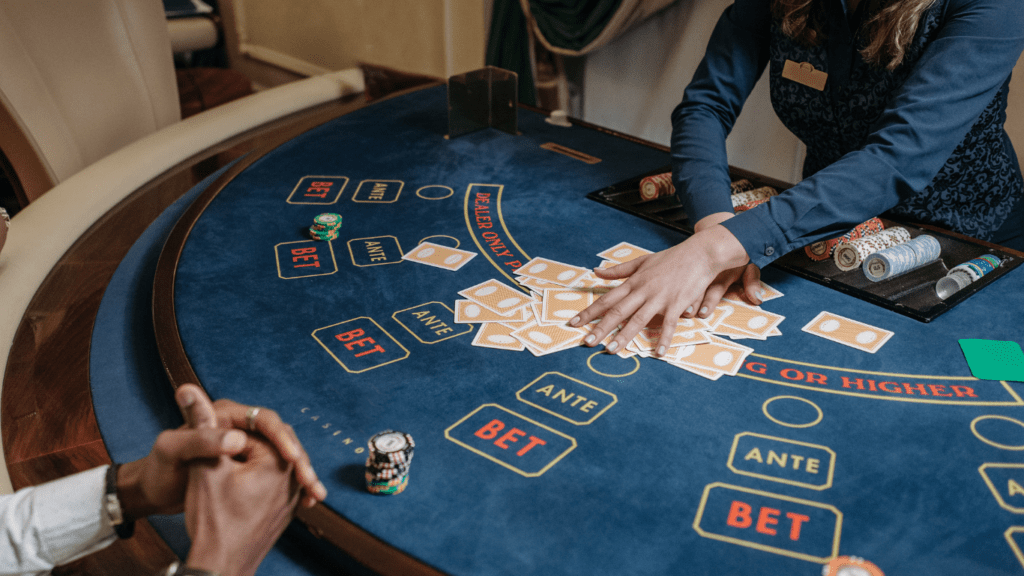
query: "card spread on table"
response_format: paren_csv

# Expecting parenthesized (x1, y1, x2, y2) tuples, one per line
(801, 311, 893, 353)
(514, 257, 591, 287)
(710, 322, 765, 341)
(511, 322, 586, 355)
(597, 242, 653, 263)
(541, 288, 594, 323)
(472, 322, 525, 351)
(516, 275, 562, 293)
(722, 281, 784, 305)
(402, 241, 477, 271)
(454, 299, 528, 324)
(639, 325, 711, 349)
(664, 358, 724, 381)
(703, 306, 734, 330)
(453, 248, 787, 378)
(670, 337, 752, 376)
(718, 301, 785, 338)
(458, 279, 531, 315)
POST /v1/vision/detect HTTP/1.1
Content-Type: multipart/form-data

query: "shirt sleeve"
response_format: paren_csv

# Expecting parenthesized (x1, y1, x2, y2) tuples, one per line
(670, 0, 772, 225)
(675, 0, 1024, 268)
(0, 466, 117, 575)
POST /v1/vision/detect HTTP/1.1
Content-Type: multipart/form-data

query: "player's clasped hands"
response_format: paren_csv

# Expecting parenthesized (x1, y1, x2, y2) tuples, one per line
(570, 216, 761, 357)
(165, 384, 326, 576)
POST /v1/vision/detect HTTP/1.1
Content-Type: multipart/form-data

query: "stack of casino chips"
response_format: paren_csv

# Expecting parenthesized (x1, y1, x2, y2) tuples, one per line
(309, 213, 342, 241)
(638, 172, 674, 201)
(805, 218, 886, 261)
(731, 186, 778, 212)
(862, 234, 941, 282)
(821, 555, 884, 576)
(730, 179, 755, 194)
(833, 226, 911, 271)
(365, 430, 414, 495)
(935, 254, 1001, 299)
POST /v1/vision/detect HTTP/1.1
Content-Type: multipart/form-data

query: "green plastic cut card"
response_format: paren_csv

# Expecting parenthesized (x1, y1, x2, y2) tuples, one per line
(959, 339, 1024, 382)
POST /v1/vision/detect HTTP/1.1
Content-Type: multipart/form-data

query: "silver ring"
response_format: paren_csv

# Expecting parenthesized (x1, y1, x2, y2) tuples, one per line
(245, 407, 261, 432)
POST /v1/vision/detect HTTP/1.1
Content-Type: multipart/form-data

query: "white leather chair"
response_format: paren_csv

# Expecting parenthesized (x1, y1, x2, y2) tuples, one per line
(0, 0, 183, 205)
(0, 0, 364, 493)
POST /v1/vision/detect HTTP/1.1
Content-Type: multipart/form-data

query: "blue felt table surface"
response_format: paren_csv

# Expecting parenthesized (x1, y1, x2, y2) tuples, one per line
(95, 86, 1024, 575)
(91, 161, 374, 575)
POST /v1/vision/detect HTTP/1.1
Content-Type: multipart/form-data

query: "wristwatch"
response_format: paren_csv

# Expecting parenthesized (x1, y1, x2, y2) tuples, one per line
(163, 561, 221, 576)
(104, 463, 135, 539)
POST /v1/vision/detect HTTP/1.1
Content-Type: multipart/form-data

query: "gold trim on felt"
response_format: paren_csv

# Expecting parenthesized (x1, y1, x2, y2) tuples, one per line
(415, 185, 455, 200)
(286, 175, 348, 204)
(352, 179, 404, 203)
(586, 351, 641, 378)
(391, 301, 473, 345)
(515, 372, 617, 426)
(417, 235, 460, 249)
(971, 416, 1024, 451)
(761, 396, 824, 429)
(311, 316, 409, 374)
(740, 354, 1022, 407)
(1005, 526, 1024, 569)
(463, 183, 532, 292)
(692, 482, 843, 563)
(979, 463, 1024, 514)
(275, 239, 338, 279)
(727, 432, 835, 491)
(346, 235, 403, 267)
(444, 403, 577, 477)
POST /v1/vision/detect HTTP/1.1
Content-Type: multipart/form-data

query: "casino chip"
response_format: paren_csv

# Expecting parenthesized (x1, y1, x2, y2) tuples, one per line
(936, 254, 1002, 299)
(365, 430, 414, 495)
(638, 172, 674, 202)
(805, 218, 885, 261)
(309, 212, 343, 241)
(731, 186, 777, 210)
(822, 556, 884, 576)
(862, 234, 940, 282)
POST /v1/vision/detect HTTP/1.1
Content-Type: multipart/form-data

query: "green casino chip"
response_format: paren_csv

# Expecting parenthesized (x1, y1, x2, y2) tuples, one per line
(314, 213, 343, 228)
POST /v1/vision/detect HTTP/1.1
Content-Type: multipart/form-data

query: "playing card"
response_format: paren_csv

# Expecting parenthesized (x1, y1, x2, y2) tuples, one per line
(514, 257, 591, 287)
(717, 301, 785, 338)
(670, 337, 753, 376)
(511, 321, 587, 355)
(472, 322, 526, 351)
(455, 299, 528, 323)
(458, 279, 531, 315)
(801, 311, 893, 353)
(402, 241, 476, 271)
(662, 357, 725, 380)
(541, 288, 594, 323)
(722, 281, 784, 304)
(597, 242, 653, 263)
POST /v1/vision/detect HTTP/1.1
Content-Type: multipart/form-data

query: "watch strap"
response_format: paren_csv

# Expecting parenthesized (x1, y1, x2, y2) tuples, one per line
(104, 463, 136, 539)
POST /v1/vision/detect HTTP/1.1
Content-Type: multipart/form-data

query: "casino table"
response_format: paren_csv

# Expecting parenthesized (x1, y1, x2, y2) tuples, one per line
(9, 83, 1024, 575)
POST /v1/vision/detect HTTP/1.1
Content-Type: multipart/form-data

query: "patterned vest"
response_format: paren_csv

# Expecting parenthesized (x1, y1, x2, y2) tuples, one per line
(767, 0, 1022, 240)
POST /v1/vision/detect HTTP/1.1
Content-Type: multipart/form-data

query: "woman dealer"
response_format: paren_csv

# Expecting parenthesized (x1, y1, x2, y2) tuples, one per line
(571, 0, 1024, 355)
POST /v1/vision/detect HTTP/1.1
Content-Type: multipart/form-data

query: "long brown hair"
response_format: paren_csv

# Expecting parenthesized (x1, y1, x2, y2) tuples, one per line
(772, 0, 939, 70)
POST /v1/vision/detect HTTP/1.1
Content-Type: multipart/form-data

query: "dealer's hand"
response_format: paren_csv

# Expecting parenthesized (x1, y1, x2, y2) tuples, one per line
(570, 213, 760, 356)
(181, 384, 300, 576)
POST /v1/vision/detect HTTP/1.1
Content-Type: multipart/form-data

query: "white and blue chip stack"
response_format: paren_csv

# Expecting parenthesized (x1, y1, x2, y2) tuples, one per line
(862, 234, 941, 282)
(935, 254, 1002, 299)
